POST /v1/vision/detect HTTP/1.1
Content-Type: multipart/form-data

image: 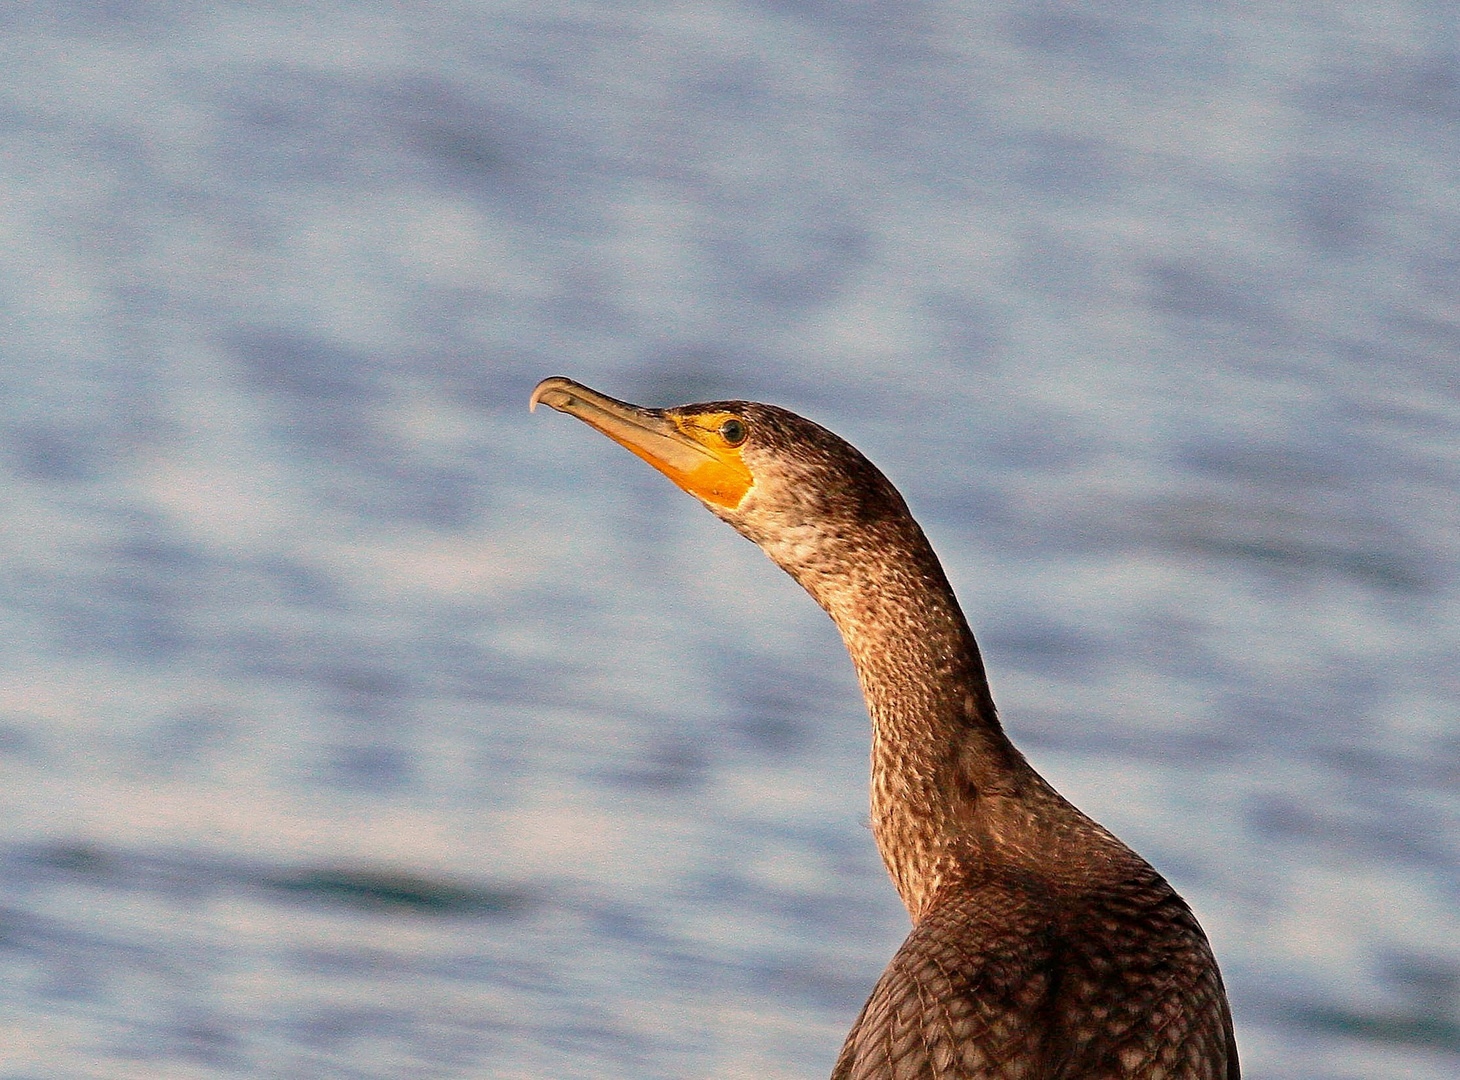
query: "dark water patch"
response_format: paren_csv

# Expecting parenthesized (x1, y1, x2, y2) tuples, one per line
(333, 462, 486, 530)
(54, 560, 196, 662)
(1285, 1003, 1460, 1052)
(923, 290, 1006, 364)
(1011, 132, 1119, 201)
(1178, 441, 1351, 488)
(713, 214, 874, 312)
(426, 641, 582, 710)
(435, 346, 556, 413)
(1385, 954, 1460, 1005)
(540, 1016, 652, 1067)
(574, 897, 664, 950)
(227, 329, 491, 527)
(1304, 51, 1460, 125)
(1319, 740, 1460, 790)
(8, 841, 241, 907)
(293, 942, 417, 980)
(0, 0, 193, 40)
(1244, 793, 1448, 869)
(979, 413, 1101, 473)
(387, 74, 598, 229)
(1010, 710, 1248, 763)
(1406, 242, 1460, 303)
(111, 1004, 245, 1070)
(233, 648, 419, 721)
(5, 424, 103, 483)
(204, 64, 382, 191)
(695, 870, 865, 939)
(392, 465, 483, 529)
(731, 710, 812, 756)
(1014, 228, 1108, 305)
(1279, 159, 1391, 257)
(985, 618, 1105, 679)
(538, 272, 637, 344)
(1395, 52, 1460, 121)
(229, 327, 380, 410)
(0, 719, 43, 761)
(111, 534, 206, 573)
(135, 709, 235, 773)
(18, 840, 119, 880)
(1217, 684, 1378, 751)
(1385, 313, 1460, 373)
(393, 78, 533, 193)
(1009, 5, 1127, 71)
(1148, 260, 1280, 328)
(70, 558, 207, 658)
(600, 734, 709, 793)
(5, 843, 541, 921)
(754, 957, 872, 1013)
(1280, 959, 1460, 1056)
(288, 1003, 406, 1051)
(316, 660, 412, 716)
(1152, 495, 1434, 596)
(163, 1010, 241, 1069)
(251, 554, 343, 609)
(262, 866, 537, 918)
(707, 650, 848, 758)
(321, 741, 415, 792)
(1173, 531, 1431, 596)
(919, 483, 1018, 538)
(681, 825, 899, 940)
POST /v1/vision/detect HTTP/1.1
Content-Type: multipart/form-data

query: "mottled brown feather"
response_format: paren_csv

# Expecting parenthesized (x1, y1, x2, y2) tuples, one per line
(832, 862, 1237, 1080)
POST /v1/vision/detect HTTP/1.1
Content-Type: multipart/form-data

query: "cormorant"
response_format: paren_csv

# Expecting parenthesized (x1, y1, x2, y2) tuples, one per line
(530, 376, 1239, 1080)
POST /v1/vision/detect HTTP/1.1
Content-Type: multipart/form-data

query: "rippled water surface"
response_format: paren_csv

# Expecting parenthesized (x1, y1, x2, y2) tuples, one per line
(1, 3, 1458, 1078)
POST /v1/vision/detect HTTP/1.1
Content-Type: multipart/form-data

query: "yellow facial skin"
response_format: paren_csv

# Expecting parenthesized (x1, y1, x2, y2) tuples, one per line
(658, 412, 753, 507)
(530, 378, 753, 509)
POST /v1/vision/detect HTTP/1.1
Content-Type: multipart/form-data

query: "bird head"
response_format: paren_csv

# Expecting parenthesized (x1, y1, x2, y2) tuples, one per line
(529, 377, 911, 578)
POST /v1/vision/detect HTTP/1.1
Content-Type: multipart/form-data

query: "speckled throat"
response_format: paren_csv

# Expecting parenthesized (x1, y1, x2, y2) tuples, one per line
(753, 486, 1042, 922)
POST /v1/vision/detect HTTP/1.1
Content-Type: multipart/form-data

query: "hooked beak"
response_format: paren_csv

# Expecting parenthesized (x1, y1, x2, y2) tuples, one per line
(530, 377, 752, 508)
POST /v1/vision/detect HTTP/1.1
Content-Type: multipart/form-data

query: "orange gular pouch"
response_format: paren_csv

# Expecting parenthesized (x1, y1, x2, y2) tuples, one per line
(641, 451, 752, 508)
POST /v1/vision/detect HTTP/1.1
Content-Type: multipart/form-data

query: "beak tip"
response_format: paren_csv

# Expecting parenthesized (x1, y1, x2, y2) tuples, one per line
(530, 376, 575, 414)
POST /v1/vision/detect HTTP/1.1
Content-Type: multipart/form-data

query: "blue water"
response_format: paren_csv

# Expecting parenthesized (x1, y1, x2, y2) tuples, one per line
(1, 3, 1457, 1077)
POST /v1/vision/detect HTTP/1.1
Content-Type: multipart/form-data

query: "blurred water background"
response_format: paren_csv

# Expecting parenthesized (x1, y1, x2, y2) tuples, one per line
(1, 2, 1458, 1077)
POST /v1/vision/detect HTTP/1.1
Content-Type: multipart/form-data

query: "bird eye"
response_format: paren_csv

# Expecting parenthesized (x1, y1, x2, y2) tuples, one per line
(718, 418, 747, 446)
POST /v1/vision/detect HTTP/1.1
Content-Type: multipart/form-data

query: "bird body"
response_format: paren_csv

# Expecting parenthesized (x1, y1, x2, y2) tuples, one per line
(531, 377, 1238, 1080)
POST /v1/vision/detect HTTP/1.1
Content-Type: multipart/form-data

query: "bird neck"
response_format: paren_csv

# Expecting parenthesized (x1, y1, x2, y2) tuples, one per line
(782, 519, 1039, 921)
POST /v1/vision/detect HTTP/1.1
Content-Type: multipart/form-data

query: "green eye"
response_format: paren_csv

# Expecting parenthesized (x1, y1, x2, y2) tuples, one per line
(719, 418, 747, 446)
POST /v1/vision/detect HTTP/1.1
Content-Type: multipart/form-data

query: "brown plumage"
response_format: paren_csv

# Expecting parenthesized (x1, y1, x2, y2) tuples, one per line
(531, 377, 1239, 1080)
